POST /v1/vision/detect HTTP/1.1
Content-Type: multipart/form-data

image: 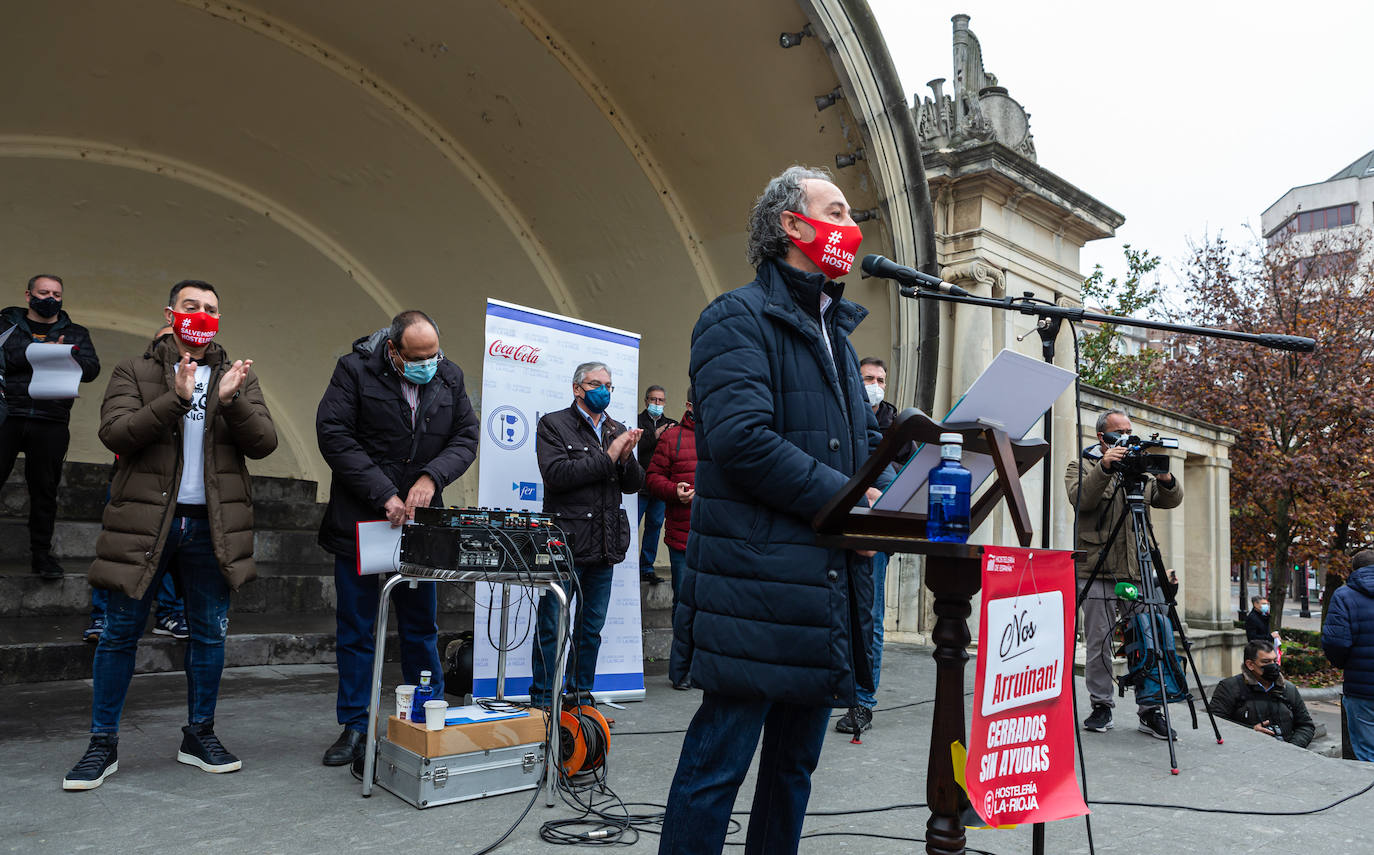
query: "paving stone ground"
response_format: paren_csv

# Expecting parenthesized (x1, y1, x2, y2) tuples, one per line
(3, 642, 1371, 855)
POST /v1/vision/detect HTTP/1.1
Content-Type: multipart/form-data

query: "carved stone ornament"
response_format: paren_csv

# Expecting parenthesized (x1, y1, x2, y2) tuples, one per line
(914, 14, 1036, 161)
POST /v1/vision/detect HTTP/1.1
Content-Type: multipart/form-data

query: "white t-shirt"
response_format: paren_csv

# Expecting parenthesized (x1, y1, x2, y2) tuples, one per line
(177, 365, 212, 505)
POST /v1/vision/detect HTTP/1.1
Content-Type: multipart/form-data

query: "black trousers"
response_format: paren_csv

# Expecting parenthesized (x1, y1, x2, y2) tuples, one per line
(0, 416, 71, 555)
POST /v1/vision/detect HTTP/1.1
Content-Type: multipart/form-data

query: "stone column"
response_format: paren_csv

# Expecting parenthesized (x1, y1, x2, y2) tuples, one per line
(1183, 454, 1232, 630)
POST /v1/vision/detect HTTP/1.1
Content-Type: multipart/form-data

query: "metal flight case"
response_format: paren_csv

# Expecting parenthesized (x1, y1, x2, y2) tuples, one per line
(373, 738, 546, 809)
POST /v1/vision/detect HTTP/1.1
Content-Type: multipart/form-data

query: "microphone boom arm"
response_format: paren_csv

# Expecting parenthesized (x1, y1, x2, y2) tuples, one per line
(893, 286, 1316, 353)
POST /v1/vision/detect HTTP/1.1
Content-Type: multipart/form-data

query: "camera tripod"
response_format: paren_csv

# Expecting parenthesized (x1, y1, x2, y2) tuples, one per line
(1077, 472, 1224, 774)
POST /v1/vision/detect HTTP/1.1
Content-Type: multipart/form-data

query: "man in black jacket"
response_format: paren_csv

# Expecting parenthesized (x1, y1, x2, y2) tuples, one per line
(1207, 639, 1314, 748)
(636, 385, 675, 585)
(0, 274, 102, 579)
(530, 361, 643, 707)
(315, 310, 478, 766)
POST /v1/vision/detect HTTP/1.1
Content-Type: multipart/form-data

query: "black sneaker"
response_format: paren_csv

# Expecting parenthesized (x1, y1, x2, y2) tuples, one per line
(835, 706, 873, 734)
(1137, 708, 1177, 741)
(1082, 703, 1114, 732)
(153, 612, 190, 639)
(82, 616, 106, 643)
(63, 734, 118, 791)
(177, 723, 241, 773)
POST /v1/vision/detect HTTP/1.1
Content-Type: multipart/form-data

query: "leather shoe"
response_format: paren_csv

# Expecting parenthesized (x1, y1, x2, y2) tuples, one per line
(322, 728, 365, 766)
(32, 553, 64, 581)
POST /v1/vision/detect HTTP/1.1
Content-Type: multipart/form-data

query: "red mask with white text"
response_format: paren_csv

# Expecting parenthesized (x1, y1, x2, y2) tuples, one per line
(785, 210, 862, 280)
(169, 310, 219, 346)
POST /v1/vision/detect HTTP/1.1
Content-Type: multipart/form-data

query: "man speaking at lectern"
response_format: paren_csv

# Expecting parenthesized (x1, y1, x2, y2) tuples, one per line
(659, 166, 885, 855)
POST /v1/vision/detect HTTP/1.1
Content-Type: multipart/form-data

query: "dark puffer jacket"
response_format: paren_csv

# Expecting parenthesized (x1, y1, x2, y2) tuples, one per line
(644, 411, 697, 552)
(682, 258, 883, 708)
(535, 404, 644, 567)
(0, 305, 101, 423)
(1207, 670, 1315, 747)
(1323, 564, 1374, 700)
(316, 329, 479, 558)
(91, 336, 277, 598)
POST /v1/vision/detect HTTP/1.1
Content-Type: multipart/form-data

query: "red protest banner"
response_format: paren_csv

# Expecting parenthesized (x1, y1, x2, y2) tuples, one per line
(966, 546, 1088, 826)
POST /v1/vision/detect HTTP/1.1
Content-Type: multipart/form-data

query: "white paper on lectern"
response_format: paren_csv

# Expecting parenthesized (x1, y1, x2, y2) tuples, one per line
(24, 343, 83, 400)
(356, 520, 408, 575)
(873, 349, 1077, 514)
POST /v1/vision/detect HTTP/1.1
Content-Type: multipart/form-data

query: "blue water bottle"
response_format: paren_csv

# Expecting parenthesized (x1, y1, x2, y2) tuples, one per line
(926, 432, 971, 543)
(410, 670, 435, 723)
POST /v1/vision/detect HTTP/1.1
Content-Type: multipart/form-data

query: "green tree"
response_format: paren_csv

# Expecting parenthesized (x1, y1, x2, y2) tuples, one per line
(1078, 245, 1165, 398)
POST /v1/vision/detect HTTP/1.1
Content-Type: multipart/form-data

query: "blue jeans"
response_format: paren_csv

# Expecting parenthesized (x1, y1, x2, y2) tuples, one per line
(667, 547, 688, 617)
(90, 517, 230, 733)
(1345, 694, 1374, 761)
(660, 693, 831, 855)
(333, 556, 443, 732)
(855, 552, 888, 709)
(91, 567, 182, 621)
(639, 494, 666, 572)
(530, 563, 613, 705)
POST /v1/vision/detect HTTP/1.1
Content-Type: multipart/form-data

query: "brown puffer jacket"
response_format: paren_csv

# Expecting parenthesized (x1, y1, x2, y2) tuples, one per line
(90, 336, 277, 598)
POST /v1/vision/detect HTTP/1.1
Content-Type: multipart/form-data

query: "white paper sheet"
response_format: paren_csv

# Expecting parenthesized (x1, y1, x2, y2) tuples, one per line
(24, 342, 83, 400)
(874, 349, 1077, 513)
(356, 519, 407, 575)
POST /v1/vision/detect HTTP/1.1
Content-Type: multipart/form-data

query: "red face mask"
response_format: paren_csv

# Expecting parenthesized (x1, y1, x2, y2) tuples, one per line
(786, 210, 862, 280)
(169, 310, 219, 346)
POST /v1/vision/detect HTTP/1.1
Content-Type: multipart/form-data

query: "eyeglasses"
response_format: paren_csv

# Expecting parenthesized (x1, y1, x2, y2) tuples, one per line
(582, 381, 613, 392)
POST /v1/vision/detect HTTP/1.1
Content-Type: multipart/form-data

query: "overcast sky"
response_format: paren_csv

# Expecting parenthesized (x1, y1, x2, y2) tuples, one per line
(868, 1, 1374, 288)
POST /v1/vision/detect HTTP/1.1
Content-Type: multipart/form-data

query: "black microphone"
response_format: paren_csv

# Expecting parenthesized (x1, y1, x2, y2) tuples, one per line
(860, 254, 971, 297)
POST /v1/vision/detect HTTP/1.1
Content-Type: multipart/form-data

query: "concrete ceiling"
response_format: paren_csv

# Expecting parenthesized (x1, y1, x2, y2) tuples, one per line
(0, 0, 919, 495)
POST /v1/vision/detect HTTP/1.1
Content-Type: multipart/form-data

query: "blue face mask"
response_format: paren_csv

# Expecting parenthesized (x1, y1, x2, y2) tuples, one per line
(393, 344, 440, 385)
(646, 403, 664, 418)
(1260, 604, 1270, 616)
(583, 385, 611, 414)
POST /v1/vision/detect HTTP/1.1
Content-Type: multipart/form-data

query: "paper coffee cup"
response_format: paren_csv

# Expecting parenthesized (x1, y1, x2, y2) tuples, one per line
(423, 700, 448, 731)
(395, 685, 416, 721)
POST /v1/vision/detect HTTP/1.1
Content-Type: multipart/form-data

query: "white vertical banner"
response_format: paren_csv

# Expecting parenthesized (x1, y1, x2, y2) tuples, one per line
(473, 299, 645, 702)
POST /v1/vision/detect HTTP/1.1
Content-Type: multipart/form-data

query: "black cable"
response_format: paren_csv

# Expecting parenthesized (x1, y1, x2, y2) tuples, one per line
(1088, 772, 1374, 816)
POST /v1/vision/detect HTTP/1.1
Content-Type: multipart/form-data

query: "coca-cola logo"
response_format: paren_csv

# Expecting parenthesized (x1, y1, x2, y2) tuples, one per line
(488, 339, 542, 364)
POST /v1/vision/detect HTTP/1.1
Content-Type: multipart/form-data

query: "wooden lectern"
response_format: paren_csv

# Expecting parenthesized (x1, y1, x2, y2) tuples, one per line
(813, 409, 1049, 855)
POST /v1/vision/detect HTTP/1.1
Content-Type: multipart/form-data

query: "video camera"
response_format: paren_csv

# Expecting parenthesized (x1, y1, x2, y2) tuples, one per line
(1103, 431, 1178, 477)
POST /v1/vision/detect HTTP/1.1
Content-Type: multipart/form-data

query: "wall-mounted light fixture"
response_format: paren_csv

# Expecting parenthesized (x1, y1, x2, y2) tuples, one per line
(835, 148, 866, 169)
(778, 24, 813, 49)
(815, 87, 844, 111)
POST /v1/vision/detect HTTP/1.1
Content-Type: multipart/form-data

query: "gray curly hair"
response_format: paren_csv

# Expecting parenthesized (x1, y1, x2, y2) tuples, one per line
(746, 165, 835, 268)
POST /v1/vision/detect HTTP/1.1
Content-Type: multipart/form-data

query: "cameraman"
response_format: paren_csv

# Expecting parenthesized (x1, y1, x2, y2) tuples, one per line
(1066, 408, 1181, 739)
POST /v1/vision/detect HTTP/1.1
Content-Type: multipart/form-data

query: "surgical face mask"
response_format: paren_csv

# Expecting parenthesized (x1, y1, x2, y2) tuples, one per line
(169, 309, 218, 346)
(583, 384, 611, 414)
(29, 295, 61, 318)
(646, 403, 664, 419)
(785, 210, 862, 280)
(865, 382, 884, 407)
(1259, 604, 1270, 616)
(392, 344, 439, 385)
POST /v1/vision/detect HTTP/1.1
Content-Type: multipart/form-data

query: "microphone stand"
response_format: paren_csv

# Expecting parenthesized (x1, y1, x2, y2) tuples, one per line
(889, 284, 1316, 353)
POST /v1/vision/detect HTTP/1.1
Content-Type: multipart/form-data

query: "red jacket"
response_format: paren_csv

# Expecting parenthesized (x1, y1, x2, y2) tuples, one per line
(645, 412, 697, 551)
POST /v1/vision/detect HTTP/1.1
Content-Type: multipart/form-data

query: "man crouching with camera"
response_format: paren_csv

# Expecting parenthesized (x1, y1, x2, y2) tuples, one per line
(1066, 408, 1181, 739)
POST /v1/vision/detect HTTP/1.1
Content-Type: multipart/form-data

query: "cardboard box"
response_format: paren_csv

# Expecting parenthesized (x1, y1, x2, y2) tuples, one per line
(386, 711, 548, 758)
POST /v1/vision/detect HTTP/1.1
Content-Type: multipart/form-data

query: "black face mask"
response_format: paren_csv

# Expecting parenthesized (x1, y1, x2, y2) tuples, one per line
(29, 295, 61, 319)
(1259, 663, 1281, 682)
